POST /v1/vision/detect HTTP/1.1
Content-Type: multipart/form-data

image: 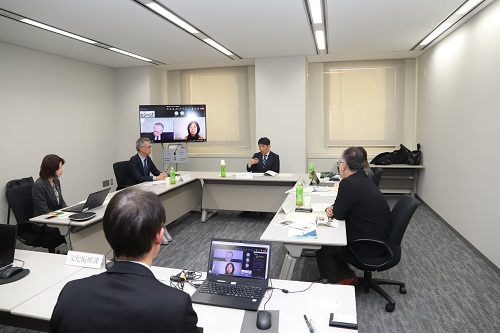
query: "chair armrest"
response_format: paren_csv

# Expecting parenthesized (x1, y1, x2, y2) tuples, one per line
(348, 238, 394, 269)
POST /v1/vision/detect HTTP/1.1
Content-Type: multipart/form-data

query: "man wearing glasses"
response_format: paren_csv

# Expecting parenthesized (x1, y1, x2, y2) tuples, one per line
(129, 138, 172, 244)
(317, 147, 391, 285)
(130, 137, 167, 184)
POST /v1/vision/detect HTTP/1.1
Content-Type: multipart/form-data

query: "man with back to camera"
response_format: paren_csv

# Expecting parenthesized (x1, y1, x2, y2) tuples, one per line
(316, 147, 391, 285)
(50, 188, 201, 333)
(129, 137, 172, 243)
(246, 137, 280, 173)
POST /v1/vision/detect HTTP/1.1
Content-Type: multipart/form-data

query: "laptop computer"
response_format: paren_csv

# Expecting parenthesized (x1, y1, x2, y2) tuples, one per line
(0, 224, 17, 272)
(191, 238, 271, 311)
(62, 188, 111, 213)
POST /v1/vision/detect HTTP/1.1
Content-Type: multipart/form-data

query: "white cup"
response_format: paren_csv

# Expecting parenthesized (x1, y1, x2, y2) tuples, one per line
(303, 196, 312, 207)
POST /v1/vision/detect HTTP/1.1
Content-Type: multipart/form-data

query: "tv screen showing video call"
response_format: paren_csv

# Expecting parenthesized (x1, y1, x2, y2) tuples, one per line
(139, 104, 207, 143)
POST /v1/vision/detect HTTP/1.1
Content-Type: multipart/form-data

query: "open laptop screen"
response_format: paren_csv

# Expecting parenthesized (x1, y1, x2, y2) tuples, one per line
(0, 224, 17, 271)
(208, 239, 271, 280)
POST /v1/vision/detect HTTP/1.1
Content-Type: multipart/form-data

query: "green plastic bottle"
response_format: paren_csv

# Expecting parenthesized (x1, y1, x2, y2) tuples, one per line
(169, 167, 176, 184)
(220, 159, 226, 177)
(309, 162, 315, 179)
(296, 181, 303, 206)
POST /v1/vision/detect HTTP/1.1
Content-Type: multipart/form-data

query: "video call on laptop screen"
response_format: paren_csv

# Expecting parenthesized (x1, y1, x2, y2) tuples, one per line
(208, 240, 271, 280)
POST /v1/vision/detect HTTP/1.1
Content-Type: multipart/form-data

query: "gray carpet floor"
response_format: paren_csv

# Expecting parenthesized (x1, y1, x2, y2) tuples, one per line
(3, 196, 500, 333)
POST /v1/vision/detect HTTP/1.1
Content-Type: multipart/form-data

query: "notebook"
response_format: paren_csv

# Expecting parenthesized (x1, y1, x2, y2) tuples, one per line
(191, 238, 271, 311)
(0, 224, 17, 271)
(62, 188, 111, 213)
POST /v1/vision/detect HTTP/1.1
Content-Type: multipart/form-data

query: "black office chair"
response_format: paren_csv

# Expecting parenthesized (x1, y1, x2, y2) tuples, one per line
(5, 178, 66, 253)
(346, 195, 420, 312)
(113, 161, 133, 190)
(371, 167, 383, 188)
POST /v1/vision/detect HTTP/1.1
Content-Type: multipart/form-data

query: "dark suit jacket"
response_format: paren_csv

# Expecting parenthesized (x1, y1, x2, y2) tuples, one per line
(50, 261, 200, 333)
(333, 171, 391, 242)
(129, 153, 161, 184)
(32, 177, 67, 216)
(144, 132, 175, 142)
(246, 151, 280, 173)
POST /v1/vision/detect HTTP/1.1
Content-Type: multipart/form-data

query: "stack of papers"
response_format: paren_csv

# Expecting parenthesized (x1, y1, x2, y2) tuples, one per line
(274, 212, 339, 239)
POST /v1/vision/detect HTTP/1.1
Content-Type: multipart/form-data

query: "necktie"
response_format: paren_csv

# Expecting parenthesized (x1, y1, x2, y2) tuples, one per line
(263, 155, 267, 165)
(143, 159, 148, 175)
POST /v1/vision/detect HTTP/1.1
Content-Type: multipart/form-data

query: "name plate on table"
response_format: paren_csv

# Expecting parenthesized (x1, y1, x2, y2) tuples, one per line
(180, 174, 192, 182)
(66, 250, 104, 269)
(236, 173, 253, 179)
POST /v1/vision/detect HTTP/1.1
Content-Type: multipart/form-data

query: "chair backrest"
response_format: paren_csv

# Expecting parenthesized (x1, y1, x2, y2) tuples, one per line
(371, 167, 383, 187)
(387, 195, 420, 264)
(6, 181, 35, 224)
(113, 161, 132, 189)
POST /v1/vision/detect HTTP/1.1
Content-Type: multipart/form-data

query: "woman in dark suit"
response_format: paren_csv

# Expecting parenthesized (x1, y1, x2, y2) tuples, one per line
(32, 154, 67, 216)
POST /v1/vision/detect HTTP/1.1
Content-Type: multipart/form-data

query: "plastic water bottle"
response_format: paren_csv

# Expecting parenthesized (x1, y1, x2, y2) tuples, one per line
(309, 162, 314, 179)
(296, 181, 303, 206)
(220, 159, 226, 177)
(169, 167, 176, 184)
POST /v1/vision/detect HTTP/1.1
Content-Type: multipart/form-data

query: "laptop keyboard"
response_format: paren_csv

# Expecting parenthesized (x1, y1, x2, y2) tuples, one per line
(199, 282, 263, 298)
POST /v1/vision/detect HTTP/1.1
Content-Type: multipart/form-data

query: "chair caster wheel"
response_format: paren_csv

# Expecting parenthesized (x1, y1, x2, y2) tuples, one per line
(385, 303, 395, 312)
(400, 286, 407, 294)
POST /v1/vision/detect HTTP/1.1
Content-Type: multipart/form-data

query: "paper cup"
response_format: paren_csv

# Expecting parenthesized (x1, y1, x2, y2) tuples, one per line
(304, 196, 312, 207)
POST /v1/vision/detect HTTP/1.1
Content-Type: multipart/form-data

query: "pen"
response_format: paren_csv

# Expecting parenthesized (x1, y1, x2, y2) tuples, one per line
(310, 319, 317, 333)
(303, 315, 315, 333)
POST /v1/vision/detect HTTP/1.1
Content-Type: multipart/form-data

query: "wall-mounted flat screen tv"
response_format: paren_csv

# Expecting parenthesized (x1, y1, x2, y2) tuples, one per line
(139, 104, 207, 143)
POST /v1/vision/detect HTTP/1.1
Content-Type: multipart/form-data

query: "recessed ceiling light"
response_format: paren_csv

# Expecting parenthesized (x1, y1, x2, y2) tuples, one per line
(145, 2, 198, 34)
(21, 19, 97, 44)
(109, 48, 152, 62)
(203, 39, 233, 56)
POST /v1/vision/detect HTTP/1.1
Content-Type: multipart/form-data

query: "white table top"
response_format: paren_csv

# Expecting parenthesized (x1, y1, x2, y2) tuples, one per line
(29, 176, 200, 227)
(260, 190, 347, 249)
(11, 261, 357, 332)
(0, 250, 83, 312)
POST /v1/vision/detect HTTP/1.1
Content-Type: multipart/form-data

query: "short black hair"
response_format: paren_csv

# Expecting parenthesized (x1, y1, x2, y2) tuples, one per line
(103, 188, 165, 259)
(258, 137, 270, 146)
(342, 147, 365, 172)
(187, 121, 200, 134)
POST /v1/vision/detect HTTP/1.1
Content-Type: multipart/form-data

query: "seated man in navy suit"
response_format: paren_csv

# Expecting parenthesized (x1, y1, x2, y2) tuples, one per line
(50, 188, 201, 333)
(129, 137, 167, 184)
(246, 137, 280, 173)
(129, 137, 172, 243)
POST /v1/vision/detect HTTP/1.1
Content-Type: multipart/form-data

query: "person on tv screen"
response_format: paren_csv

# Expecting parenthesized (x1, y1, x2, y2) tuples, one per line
(246, 137, 280, 173)
(225, 262, 235, 275)
(50, 188, 201, 333)
(146, 122, 174, 142)
(183, 121, 204, 141)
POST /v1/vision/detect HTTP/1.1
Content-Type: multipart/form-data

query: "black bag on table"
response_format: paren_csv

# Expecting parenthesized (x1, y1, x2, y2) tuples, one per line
(370, 144, 421, 165)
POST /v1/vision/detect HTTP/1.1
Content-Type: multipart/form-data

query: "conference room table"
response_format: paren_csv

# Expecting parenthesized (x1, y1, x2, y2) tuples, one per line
(260, 184, 346, 280)
(30, 171, 303, 253)
(1, 250, 357, 333)
(30, 177, 203, 256)
(183, 171, 302, 222)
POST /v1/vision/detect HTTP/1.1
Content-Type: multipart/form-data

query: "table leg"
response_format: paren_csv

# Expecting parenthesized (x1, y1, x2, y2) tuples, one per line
(201, 209, 217, 223)
(279, 252, 297, 280)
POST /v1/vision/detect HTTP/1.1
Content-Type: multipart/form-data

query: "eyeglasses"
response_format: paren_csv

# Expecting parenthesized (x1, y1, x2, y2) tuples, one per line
(142, 145, 152, 149)
(336, 161, 345, 167)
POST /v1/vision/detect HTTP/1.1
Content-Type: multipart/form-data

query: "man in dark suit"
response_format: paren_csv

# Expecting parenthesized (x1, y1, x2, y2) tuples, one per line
(145, 122, 174, 142)
(50, 188, 201, 333)
(246, 137, 280, 173)
(129, 137, 172, 243)
(129, 137, 167, 184)
(317, 147, 391, 285)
